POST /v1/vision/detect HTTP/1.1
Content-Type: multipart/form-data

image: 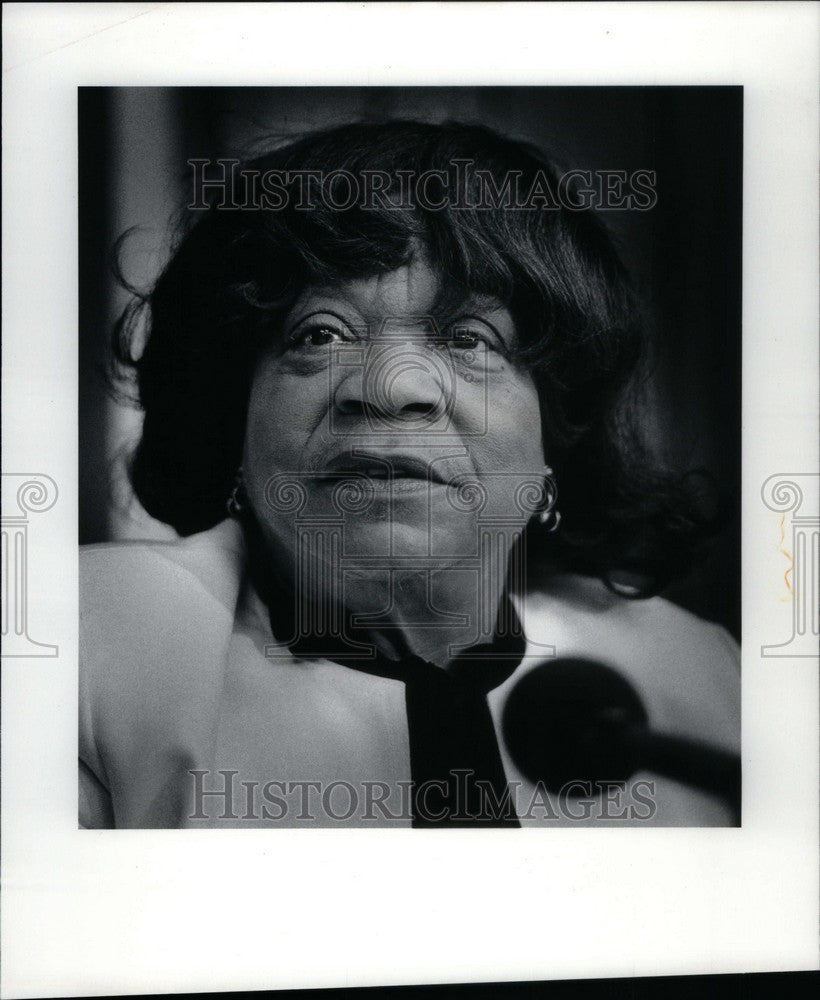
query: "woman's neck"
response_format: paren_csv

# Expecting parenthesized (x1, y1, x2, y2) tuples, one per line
(244, 514, 525, 672)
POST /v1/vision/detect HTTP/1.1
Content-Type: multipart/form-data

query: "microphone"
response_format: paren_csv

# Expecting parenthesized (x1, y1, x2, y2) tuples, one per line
(501, 658, 741, 819)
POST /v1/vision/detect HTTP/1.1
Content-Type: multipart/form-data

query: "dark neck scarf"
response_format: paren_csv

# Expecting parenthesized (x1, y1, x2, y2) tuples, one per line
(400, 642, 523, 827)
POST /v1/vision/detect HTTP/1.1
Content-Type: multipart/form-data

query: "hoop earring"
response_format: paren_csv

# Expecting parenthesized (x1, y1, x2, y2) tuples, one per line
(538, 507, 562, 533)
(226, 467, 246, 518)
(537, 465, 561, 533)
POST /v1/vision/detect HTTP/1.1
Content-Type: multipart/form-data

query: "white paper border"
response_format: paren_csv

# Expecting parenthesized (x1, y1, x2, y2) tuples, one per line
(2, 3, 818, 996)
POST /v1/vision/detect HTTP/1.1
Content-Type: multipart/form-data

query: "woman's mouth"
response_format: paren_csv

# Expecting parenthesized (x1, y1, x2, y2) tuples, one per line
(319, 453, 448, 486)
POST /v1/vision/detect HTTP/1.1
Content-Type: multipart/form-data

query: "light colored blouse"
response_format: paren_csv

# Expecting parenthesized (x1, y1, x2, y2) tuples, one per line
(79, 519, 740, 829)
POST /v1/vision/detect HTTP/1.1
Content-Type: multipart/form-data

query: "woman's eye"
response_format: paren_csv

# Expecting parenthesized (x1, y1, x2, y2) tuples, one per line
(289, 322, 351, 350)
(453, 332, 480, 349)
(448, 329, 488, 351)
(444, 315, 503, 352)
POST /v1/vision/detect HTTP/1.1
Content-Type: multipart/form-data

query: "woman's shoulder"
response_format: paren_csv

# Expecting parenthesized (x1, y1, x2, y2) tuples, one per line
(78, 520, 251, 825)
(525, 571, 738, 660)
(79, 518, 248, 702)
(80, 518, 246, 622)
(520, 571, 740, 749)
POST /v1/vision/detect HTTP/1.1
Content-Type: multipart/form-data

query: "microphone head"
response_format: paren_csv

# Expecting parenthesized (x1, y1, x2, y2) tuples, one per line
(501, 658, 648, 791)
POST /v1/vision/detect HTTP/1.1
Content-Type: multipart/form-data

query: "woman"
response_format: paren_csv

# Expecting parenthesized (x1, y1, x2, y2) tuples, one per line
(80, 121, 740, 829)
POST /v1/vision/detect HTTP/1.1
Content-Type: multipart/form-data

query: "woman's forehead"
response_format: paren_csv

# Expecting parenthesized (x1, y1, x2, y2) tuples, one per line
(297, 260, 439, 316)
(290, 260, 508, 324)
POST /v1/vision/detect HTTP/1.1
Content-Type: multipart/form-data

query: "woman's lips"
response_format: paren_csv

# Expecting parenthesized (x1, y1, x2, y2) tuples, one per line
(311, 456, 458, 502)
(320, 453, 449, 484)
(314, 471, 445, 498)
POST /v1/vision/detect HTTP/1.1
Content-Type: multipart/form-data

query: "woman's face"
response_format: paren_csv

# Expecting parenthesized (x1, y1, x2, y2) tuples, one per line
(243, 256, 546, 578)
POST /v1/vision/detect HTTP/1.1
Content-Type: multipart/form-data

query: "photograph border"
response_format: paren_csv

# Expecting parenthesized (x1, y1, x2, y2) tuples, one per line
(2, 4, 818, 996)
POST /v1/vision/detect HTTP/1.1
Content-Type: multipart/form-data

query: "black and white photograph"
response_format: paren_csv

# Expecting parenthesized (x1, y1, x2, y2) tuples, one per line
(79, 86, 742, 829)
(2, 4, 817, 997)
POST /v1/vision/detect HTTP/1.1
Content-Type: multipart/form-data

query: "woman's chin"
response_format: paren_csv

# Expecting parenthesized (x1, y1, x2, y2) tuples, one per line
(342, 518, 479, 562)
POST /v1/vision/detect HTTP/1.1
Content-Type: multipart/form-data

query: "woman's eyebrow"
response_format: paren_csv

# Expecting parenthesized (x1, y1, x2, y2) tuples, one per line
(447, 312, 503, 340)
(285, 308, 361, 336)
(283, 296, 368, 334)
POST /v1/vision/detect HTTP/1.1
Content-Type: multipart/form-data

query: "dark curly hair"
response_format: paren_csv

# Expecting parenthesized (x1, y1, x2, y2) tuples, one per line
(113, 119, 716, 594)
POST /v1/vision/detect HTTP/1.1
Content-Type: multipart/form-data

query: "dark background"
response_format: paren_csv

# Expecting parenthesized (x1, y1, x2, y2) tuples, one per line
(79, 86, 742, 638)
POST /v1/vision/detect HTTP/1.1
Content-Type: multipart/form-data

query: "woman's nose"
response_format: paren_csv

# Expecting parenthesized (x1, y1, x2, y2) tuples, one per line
(334, 341, 452, 428)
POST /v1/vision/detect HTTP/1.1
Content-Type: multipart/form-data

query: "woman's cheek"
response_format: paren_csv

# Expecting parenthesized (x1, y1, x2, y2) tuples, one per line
(484, 375, 544, 466)
(244, 369, 327, 475)
(244, 375, 291, 472)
